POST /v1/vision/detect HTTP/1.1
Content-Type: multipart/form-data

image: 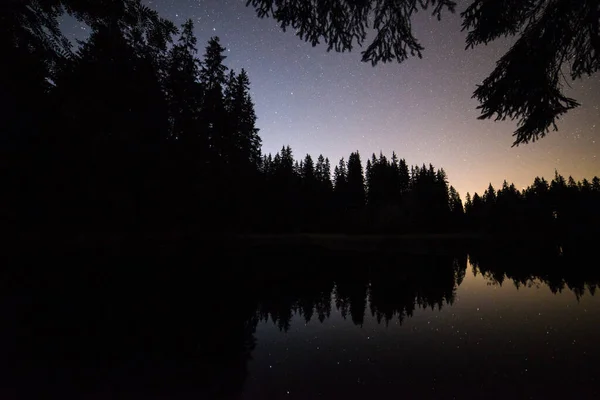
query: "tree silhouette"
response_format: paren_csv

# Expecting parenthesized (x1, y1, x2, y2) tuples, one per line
(462, 0, 599, 145)
(334, 157, 348, 209)
(315, 155, 333, 193)
(1, 0, 176, 142)
(245, 0, 456, 65)
(593, 177, 600, 192)
(464, 192, 472, 212)
(347, 151, 366, 210)
(463, 172, 600, 237)
(301, 154, 316, 182)
(165, 20, 202, 143)
(398, 157, 410, 195)
(246, 0, 599, 145)
(4, 0, 600, 237)
(448, 185, 464, 228)
(199, 37, 228, 159)
(225, 69, 262, 166)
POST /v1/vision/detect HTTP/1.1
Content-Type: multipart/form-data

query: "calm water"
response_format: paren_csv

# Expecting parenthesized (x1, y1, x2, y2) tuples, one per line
(1, 240, 599, 398)
(243, 257, 600, 399)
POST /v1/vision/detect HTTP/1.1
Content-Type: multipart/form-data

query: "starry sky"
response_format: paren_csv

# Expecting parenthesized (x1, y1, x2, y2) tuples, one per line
(62, 0, 600, 198)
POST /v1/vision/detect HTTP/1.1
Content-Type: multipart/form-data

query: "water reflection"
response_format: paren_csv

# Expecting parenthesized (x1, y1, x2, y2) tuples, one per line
(245, 242, 599, 399)
(469, 243, 599, 299)
(258, 253, 467, 331)
(1, 240, 598, 398)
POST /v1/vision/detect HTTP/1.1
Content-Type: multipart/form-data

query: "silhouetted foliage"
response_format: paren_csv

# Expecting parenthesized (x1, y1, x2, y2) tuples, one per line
(462, 0, 600, 145)
(2, 7, 269, 234)
(5, 4, 600, 399)
(465, 172, 600, 238)
(347, 151, 366, 210)
(246, 0, 600, 145)
(246, 0, 457, 65)
(3, 1, 599, 238)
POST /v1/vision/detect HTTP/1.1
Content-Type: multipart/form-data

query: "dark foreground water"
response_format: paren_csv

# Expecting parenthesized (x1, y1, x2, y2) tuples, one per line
(1, 238, 599, 399)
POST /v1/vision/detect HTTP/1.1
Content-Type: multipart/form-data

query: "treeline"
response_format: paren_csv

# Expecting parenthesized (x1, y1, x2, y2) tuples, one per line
(2, 1, 599, 237)
(257, 146, 599, 235)
(259, 148, 463, 233)
(464, 172, 600, 236)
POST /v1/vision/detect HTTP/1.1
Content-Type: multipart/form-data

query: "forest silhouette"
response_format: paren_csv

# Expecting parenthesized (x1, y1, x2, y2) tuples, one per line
(3, 3, 600, 399)
(3, 3, 600, 240)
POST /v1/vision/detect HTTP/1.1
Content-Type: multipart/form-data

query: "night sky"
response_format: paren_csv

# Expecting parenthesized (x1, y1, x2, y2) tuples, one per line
(62, 0, 600, 198)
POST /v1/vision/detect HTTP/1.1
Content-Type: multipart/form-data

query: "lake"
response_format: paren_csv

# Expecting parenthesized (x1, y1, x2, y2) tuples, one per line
(1, 237, 598, 398)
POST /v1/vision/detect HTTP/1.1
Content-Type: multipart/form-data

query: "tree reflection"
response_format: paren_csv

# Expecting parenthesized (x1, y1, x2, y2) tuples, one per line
(2, 240, 597, 398)
(469, 239, 600, 300)
(257, 252, 467, 330)
(334, 268, 368, 326)
(255, 241, 598, 335)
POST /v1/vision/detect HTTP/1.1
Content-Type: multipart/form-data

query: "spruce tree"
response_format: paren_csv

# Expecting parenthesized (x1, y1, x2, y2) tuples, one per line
(323, 158, 333, 192)
(226, 68, 262, 166)
(334, 158, 348, 194)
(347, 151, 366, 209)
(199, 37, 228, 157)
(165, 19, 201, 143)
(464, 193, 472, 214)
(302, 154, 315, 182)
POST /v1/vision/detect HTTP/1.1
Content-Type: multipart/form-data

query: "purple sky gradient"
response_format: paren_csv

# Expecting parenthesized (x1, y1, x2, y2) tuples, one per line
(62, 0, 600, 197)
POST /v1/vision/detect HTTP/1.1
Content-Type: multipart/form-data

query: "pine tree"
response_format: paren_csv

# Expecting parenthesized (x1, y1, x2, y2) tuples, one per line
(448, 186, 464, 230)
(323, 157, 333, 191)
(199, 37, 228, 157)
(347, 151, 365, 209)
(483, 183, 497, 205)
(226, 68, 262, 165)
(302, 154, 315, 182)
(200, 37, 227, 92)
(262, 154, 273, 176)
(449, 186, 463, 215)
(56, 22, 168, 144)
(280, 146, 295, 175)
(471, 192, 483, 227)
(532, 177, 550, 196)
(390, 151, 401, 203)
(315, 155, 325, 183)
(3, 0, 176, 141)
(223, 69, 237, 113)
(365, 158, 373, 203)
(593, 177, 600, 192)
(580, 178, 591, 192)
(398, 158, 410, 194)
(165, 19, 201, 142)
(464, 193, 472, 214)
(334, 158, 348, 194)
(551, 170, 567, 190)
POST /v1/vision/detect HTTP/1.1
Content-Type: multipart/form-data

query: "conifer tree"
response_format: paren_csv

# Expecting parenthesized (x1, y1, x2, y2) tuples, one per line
(165, 19, 201, 143)
(199, 37, 228, 157)
(347, 151, 366, 209)
(226, 68, 262, 166)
